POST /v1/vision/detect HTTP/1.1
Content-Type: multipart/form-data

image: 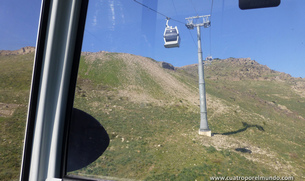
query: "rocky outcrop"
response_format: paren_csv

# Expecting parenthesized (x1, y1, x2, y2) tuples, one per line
(179, 57, 298, 82)
(159, 61, 175, 70)
(0, 46, 35, 56)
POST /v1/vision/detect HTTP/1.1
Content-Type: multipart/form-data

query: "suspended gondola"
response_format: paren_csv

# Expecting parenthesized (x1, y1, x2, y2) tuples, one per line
(206, 56, 212, 61)
(163, 18, 180, 48)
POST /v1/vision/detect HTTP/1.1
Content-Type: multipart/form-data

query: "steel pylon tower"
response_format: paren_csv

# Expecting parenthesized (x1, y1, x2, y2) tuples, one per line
(186, 15, 212, 136)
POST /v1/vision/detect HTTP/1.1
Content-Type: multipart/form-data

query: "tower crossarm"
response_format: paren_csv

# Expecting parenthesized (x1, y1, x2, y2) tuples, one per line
(185, 15, 211, 29)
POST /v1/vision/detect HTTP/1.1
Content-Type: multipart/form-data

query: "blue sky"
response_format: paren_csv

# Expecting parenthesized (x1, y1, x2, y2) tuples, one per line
(1, 0, 305, 78)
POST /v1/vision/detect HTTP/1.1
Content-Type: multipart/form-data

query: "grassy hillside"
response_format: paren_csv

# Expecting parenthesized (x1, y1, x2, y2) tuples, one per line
(180, 59, 305, 179)
(0, 53, 34, 180)
(1, 50, 305, 180)
(71, 53, 305, 180)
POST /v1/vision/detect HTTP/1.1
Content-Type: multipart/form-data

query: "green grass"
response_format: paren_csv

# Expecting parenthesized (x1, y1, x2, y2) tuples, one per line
(0, 107, 27, 181)
(0, 53, 33, 181)
(1, 52, 305, 180)
(72, 94, 275, 180)
(78, 55, 127, 87)
(70, 54, 305, 180)
(0, 53, 33, 104)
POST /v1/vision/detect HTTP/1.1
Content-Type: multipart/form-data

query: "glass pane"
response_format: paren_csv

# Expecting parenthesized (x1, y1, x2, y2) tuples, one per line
(68, 0, 304, 180)
(165, 29, 178, 41)
(0, 1, 40, 180)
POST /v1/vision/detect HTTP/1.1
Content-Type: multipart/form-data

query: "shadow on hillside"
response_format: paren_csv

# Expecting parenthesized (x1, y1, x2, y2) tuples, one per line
(235, 147, 252, 154)
(214, 122, 264, 136)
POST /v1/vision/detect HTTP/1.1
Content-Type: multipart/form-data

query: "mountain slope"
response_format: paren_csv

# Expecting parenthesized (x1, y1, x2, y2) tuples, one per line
(1, 49, 304, 180)
(73, 53, 305, 180)
(79, 51, 199, 106)
(0, 52, 34, 180)
(179, 58, 305, 178)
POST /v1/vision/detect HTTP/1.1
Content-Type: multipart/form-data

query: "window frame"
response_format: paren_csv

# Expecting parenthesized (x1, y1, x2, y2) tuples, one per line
(20, 0, 89, 180)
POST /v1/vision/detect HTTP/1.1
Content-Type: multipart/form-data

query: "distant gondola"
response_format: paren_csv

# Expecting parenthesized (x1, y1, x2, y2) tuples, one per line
(163, 18, 180, 48)
(206, 56, 212, 61)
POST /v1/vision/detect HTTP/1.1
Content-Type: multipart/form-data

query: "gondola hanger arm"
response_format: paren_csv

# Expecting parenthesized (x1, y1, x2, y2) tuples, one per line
(166, 17, 170, 27)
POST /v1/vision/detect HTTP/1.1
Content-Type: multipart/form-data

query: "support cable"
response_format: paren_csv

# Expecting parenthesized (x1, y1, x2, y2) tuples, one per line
(171, 0, 178, 15)
(133, 0, 185, 25)
(210, 0, 214, 17)
(188, 29, 197, 48)
(85, 29, 103, 42)
(171, 0, 196, 48)
(189, 0, 199, 16)
(209, 0, 214, 56)
(134, 0, 212, 51)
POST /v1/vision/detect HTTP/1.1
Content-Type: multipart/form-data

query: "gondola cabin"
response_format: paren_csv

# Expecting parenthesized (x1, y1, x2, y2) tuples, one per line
(206, 56, 212, 61)
(164, 26, 180, 48)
